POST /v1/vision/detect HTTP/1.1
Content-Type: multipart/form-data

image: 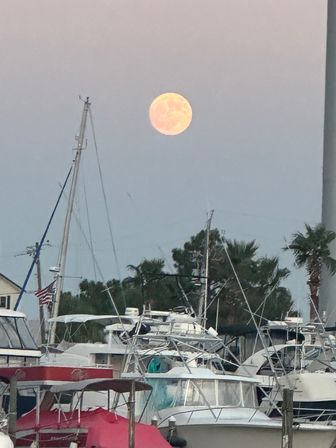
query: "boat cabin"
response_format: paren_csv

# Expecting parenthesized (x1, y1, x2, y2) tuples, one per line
(132, 367, 258, 421)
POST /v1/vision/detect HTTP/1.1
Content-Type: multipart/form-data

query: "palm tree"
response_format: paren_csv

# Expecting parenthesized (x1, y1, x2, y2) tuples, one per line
(284, 223, 336, 320)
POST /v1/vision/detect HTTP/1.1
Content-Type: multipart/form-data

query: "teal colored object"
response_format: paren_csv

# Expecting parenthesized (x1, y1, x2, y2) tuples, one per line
(147, 356, 170, 373)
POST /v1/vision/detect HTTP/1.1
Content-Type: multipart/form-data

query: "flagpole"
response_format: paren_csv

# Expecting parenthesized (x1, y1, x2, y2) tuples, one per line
(35, 242, 46, 345)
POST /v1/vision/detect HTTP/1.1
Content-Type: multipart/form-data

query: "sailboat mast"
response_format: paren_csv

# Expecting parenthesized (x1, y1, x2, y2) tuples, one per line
(49, 97, 91, 344)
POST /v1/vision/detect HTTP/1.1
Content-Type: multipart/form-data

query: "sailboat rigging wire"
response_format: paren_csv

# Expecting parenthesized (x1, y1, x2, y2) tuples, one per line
(83, 170, 97, 280)
(57, 192, 120, 316)
(58, 184, 100, 284)
(206, 280, 228, 311)
(88, 108, 126, 308)
(157, 245, 195, 314)
(52, 196, 135, 349)
(219, 233, 290, 390)
(246, 286, 277, 326)
(15, 166, 73, 310)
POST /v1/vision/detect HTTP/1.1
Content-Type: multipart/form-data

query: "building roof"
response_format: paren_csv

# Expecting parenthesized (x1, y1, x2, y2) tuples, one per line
(0, 273, 22, 291)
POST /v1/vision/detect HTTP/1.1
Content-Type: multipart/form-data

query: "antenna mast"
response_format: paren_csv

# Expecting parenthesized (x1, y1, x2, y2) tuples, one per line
(49, 97, 90, 344)
(16, 241, 51, 344)
(197, 210, 214, 327)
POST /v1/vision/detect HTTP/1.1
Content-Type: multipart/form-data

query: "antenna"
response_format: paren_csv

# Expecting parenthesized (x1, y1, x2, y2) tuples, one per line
(15, 240, 51, 258)
(16, 240, 51, 345)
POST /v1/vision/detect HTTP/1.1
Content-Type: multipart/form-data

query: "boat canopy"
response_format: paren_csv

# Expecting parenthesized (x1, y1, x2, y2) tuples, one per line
(0, 309, 27, 319)
(48, 314, 124, 325)
(50, 378, 152, 394)
(0, 365, 114, 387)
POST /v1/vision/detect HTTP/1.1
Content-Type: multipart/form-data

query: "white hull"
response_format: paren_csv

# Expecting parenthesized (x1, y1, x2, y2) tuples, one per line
(160, 422, 336, 448)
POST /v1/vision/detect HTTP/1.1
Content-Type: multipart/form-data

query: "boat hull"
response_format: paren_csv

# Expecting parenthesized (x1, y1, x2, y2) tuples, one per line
(161, 422, 336, 448)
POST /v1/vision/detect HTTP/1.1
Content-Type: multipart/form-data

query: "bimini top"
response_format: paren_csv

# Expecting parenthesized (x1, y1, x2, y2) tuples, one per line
(48, 314, 133, 326)
(0, 308, 27, 319)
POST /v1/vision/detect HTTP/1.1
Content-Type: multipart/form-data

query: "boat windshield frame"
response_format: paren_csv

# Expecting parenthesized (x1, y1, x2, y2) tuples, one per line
(0, 316, 38, 351)
(138, 377, 257, 414)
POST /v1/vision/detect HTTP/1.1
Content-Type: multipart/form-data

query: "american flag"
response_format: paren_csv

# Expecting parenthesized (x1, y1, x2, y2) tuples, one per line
(35, 281, 56, 306)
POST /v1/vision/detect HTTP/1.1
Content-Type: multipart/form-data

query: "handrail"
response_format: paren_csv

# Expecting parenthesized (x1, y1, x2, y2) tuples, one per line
(157, 405, 257, 427)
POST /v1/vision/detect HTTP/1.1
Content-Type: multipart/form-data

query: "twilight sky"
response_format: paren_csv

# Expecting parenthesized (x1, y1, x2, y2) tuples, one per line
(0, 0, 328, 319)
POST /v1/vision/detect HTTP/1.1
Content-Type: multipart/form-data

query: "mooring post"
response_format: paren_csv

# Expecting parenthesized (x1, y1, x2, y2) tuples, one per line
(128, 380, 136, 448)
(8, 376, 17, 445)
(281, 388, 293, 448)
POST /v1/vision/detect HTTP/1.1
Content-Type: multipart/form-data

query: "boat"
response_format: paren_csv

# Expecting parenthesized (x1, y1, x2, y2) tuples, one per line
(0, 367, 171, 448)
(236, 318, 336, 420)
(120, 365, 336, 448)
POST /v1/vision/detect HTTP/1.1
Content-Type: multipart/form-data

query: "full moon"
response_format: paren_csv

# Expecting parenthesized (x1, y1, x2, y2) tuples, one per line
(149, 92, 192, 136)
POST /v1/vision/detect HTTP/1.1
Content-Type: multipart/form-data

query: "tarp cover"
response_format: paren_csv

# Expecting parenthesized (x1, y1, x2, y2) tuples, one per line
(17, 408, 171, 448)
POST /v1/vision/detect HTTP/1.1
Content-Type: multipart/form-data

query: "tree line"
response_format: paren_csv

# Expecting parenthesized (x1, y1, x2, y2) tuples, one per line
(57, 223, 336, 340)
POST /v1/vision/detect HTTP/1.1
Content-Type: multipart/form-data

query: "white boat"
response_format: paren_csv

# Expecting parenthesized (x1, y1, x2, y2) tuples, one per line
(236, 319, 336, 420)
(126, 366, 336, 448)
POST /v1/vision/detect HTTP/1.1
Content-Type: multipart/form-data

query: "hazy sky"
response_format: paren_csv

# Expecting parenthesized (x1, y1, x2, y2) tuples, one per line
(0, 1, 328, 319)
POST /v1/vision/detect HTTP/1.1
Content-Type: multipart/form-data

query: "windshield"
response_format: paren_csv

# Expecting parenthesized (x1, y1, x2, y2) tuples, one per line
(140, 378, 256, 414)
(0, 317, 37, 350)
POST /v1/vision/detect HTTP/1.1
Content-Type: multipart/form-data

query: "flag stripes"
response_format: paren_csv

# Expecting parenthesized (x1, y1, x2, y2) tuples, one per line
(35, 281, 56, 306)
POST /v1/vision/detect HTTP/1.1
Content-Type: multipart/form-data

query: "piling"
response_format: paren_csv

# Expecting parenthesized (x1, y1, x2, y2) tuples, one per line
(8, 376, 17, 446)
(281, 388, 293, 448)
(128, 380, 136, 448)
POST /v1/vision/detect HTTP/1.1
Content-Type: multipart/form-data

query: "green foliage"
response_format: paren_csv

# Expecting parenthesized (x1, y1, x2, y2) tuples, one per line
(56, 227, 293, 341)
(285, 224, 336, 275)
(172, 230, 291, 325)
(284, 223, 336, 318)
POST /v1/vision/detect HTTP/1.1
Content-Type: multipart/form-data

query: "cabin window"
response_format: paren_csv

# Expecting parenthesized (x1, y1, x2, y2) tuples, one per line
(95, 354, 108, 365)
(144, 378, 257, 413)
(58, 393, 72, 404)
(15, 318, 38, 350)
(185, 380, 217, 407)
(0, 325, 11, 348)
(241, 382, 256, 408)
(217, 381, 242, 407)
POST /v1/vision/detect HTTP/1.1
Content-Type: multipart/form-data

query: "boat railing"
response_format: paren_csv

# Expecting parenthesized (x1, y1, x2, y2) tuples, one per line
(157, 405, 257, 427)
(158, 405, 336, 427)
(291, 406, 336, 423)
